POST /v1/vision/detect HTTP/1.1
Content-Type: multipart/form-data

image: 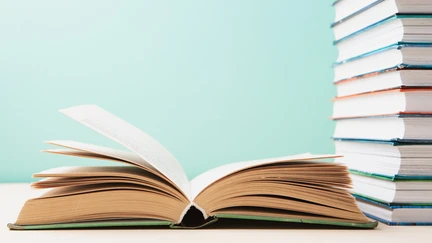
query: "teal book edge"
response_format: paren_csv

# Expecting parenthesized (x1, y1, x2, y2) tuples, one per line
(333, 136, 432, 144)
(332, 66, 427, 84)
(363, 213, 432, 226)
(350, 170, 432, 181)
(355, 194, 432, 208)
(354, 193, 432, 207)
(332, 43, 432, 83)
(333, 14, 432, 44)
(7, 214, 378, 230)
(331, 0, 385, 28)
(333, 43, 432, 67)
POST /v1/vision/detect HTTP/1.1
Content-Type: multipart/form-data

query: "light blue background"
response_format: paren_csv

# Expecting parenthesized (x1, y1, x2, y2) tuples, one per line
(0, 0, 336, 182)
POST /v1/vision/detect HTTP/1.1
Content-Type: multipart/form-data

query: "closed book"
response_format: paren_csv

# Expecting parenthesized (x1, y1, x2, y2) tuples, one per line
(333, 115, 432, 141)
(350, 172, 432, 204)
(333, 43, 432, 82)
(332, 89, 432, 118)
(334, 140, 432, 177)
(335, 15, 432, 61)
(354, 195, 432, 225)
(332, 0, 432, 40)
(334, 69, 432, 97)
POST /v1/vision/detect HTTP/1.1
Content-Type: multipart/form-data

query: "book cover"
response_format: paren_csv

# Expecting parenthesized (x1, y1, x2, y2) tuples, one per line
(362, 213, 432, 226)
(332, 43, 432, 82)
(350, 170, 432, 181)
(333, 15, 432, 44)
(333, 67, 427, 84)
(354, 195, 432, 225)
(333, 137, 432, 144)
(333, 112, 432, 119)
(331, 89, 432, 119)
(333, 43, 432, 67)
(355, 194, 432, 207)
(7, 214, 378, 230)
(331, 0, 386, 28)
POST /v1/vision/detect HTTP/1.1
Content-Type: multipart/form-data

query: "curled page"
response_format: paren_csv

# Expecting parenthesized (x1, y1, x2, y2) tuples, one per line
(44, 140, 157, 170)
(59, 105, 191, 198)
(190, 154, 340, 200)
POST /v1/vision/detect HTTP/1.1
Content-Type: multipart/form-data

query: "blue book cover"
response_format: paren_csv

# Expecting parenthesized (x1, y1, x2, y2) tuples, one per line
(334, 137, 432, 180)
(349, 169, 432, 181)
(355, 194, 432, 208)
(333, 66, 432, 84)
(354, 195, 432, 225)
(332, 68, 432, 86)
(333, 136, 432, 145)
(333, 43, 432, 67)
(333, 137, 432, 145)
(362, 213, 432, 226)
(333, 15, 432, 44)
(333, 43, 432, 82)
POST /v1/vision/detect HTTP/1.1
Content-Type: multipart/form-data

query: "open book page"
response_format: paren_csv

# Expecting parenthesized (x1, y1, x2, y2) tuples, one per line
(43, 149, 133, 162)
(44, 140, 157, 171)
(59, 105, 191, 198)
(190, 154, 340, 200)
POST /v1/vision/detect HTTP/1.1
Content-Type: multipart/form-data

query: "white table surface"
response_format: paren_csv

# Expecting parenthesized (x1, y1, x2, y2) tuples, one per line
(1, 183, 431, 242)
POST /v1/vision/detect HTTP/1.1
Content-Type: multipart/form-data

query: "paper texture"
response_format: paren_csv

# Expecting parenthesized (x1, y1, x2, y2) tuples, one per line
(59, 105, 190, 198)
(190, 154, 339, 200)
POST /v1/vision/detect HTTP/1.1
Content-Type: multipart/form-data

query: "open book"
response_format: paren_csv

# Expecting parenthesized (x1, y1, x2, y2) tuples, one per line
(8, 105, 377, 229)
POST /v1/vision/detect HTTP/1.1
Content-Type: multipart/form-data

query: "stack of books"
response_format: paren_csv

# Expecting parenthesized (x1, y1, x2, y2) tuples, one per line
(331, 0, 432, 225)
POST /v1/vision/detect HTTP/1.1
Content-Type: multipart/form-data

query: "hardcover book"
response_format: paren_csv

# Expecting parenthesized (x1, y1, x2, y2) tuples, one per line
(333, 114, 432, 141)
(350, 172, 432, 204)
(355, 195, 432, 225)
(334, 69, 432, 97)
(332, 0, 432, 40)
(7, 105, 377, 230)
(334, 139, 432, 178)
(332, 89, 432, 118)
(331, 0, 432, 227)
(333, 43, 432, 82)
(334, 15, 432, 61)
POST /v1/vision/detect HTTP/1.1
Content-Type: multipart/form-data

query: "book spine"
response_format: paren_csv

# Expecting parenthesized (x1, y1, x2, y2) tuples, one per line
(178, 202, 208, 224)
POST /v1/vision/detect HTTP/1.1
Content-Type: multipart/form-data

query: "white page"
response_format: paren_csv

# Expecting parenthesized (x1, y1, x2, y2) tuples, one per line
(59, 105, 190, 198)
(45, 140, 156, 170)
(190, 153, 340, 200)
(43, 148, 129, 161)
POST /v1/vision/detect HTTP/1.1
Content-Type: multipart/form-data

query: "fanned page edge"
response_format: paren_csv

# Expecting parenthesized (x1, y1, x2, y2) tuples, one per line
(190, 153, 342, 201)
(58, 105, 191, 199)
(43, 140, 157, 171)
